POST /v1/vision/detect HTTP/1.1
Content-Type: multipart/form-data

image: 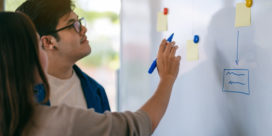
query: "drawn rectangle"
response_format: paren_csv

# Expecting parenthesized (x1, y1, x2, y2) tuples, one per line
(222, 69, 250, 95)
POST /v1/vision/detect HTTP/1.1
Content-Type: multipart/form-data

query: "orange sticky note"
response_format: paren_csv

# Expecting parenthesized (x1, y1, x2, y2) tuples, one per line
(157, 12, 168, 32)
(186, 40, 199, 61)
(235, 2, 251, 27)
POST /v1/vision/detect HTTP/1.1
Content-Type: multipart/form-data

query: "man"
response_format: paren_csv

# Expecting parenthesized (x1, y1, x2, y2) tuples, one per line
(16, 0, 110, 113)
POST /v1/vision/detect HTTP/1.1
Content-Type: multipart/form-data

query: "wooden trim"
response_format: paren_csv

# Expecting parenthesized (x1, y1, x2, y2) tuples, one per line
(0, 0, 4, 11)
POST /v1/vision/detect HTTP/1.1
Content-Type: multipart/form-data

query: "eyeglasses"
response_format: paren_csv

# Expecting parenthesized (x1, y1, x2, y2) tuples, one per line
(46, 17, 86, 35)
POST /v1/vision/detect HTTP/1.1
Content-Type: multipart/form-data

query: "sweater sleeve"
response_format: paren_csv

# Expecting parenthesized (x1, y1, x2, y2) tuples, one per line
(26, 105, 152, 136)
(64, 105, 152, 136)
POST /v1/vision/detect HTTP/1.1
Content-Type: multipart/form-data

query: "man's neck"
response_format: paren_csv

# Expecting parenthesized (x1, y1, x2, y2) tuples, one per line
(47, 60, 74, 79)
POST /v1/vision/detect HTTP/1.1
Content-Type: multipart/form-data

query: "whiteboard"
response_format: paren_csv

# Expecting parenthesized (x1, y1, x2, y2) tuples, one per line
(120, 0, 272, 135)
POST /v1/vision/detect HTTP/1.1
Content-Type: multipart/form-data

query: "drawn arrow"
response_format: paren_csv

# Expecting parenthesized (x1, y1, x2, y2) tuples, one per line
(235, 30, 240, 65)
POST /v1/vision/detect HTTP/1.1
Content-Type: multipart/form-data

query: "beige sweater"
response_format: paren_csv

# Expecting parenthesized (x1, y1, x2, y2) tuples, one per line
(23, 105, 152, 136)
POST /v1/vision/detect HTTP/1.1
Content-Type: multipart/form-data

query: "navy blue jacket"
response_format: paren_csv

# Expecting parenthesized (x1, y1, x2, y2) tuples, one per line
(34, 65, 111, 113)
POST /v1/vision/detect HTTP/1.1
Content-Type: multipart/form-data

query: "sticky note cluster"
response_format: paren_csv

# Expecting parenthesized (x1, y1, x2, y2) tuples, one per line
(186, 40, 199, 61)
(235, 2, 251, 27)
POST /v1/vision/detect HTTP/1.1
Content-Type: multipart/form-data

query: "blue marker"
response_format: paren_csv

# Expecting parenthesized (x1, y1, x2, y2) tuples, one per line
(148, 33, 174, 74)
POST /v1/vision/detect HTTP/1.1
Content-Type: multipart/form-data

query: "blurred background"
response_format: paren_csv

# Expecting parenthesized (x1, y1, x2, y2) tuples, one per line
(3, 0, 272, 135)
(2, 0, 156, 113)
(4, 0, 121, 111)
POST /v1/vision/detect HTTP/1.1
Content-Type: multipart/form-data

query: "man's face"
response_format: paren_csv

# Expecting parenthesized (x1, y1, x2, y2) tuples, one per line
(54, 11, 91, 63)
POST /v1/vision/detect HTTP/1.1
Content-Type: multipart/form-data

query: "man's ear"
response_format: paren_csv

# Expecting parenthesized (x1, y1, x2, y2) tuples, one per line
(41, 36, 57, 50)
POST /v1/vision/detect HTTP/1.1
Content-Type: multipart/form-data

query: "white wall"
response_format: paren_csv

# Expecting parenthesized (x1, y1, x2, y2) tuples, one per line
(119, 0, 155, 111)
(121, 0, 272, 135)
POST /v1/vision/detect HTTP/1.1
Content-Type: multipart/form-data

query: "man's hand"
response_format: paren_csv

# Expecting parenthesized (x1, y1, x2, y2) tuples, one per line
(157, 39, 181, 82)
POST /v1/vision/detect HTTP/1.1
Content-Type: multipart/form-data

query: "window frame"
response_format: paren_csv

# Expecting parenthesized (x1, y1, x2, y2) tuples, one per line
(0, 0, 4, 11)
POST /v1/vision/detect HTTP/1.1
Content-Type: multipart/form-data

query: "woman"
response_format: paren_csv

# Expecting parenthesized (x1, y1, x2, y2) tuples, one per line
(0, 12, 181, 136)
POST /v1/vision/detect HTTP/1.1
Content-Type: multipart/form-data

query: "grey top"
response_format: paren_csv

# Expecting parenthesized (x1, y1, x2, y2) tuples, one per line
(23, 105, 152, 136)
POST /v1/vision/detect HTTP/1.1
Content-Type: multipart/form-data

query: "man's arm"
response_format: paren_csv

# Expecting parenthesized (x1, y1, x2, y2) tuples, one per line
(140, 39, 181, 132)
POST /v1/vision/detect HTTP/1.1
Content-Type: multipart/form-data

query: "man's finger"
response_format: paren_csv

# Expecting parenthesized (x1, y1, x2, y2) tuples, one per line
(170, 46, 178, 57)
(158, 39, 167, 55)
(176, 56, 181, 62)
(165, 41, 174, 55)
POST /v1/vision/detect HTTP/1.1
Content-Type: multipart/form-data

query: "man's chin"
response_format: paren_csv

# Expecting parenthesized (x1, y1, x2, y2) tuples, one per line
(81, 48, 91, 58)
(75, 44, 91, 61)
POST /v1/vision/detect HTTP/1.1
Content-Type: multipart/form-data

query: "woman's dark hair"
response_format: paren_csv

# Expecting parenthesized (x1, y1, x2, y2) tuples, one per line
(0, 12, 49, 135)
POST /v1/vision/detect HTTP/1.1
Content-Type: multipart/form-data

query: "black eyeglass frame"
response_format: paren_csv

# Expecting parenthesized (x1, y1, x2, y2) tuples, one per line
(45, 17, 85, 35)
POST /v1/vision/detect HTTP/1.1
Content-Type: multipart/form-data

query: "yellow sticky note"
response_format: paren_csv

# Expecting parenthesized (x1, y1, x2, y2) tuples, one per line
(235, 2, 251, 27)
(157, 12, 168, 32)
(186, 40, 199, 61)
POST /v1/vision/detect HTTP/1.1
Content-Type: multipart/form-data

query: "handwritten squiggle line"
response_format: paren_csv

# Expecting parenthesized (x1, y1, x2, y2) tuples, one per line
(226, 72, 245, 76)
(228, 81, 246, 86)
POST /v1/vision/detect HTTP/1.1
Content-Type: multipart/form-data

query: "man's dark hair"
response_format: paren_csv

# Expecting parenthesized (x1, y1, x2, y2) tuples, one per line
(16, 0, 74, 40)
